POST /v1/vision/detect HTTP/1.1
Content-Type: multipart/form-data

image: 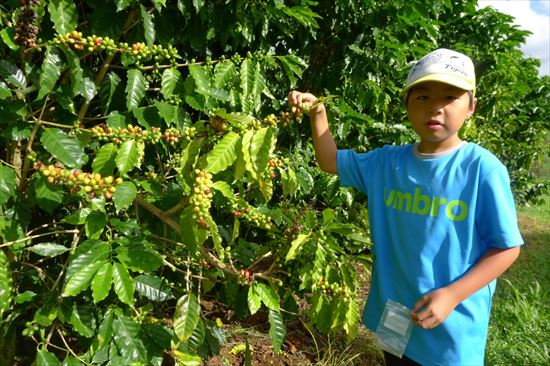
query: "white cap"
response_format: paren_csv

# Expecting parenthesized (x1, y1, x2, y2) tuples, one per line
(401, 48, 476, 96)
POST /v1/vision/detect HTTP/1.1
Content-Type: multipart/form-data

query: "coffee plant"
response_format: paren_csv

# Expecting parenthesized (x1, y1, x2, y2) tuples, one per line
(1, 0, 548, 364)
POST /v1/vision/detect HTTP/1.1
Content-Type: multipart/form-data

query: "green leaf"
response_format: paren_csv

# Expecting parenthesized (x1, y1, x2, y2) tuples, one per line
(173, 293, 201, 342)
(212, 181, 233, 200)
(258, 178, 273, 201)
(112, 262, 134, 305)
(96, 309, 114, 350)
(205, 131, 240, 174)
(82, 76, 97, 102)
(0, 249, 13, 318)
(214, 60, 237, 89)
(35, 177, 63, 213)
(63, 208, 91, 225)
(63, 241, 110, 297)
(0, 60, 26, 89)
(115, 140, 139, 175)
(134, 274, 174, 301)
(275, 55, 306, 86)
(27, 243, 69, 257)
(140, 5, 155, 46)
(161, 67, 180, 99)
(35, 349, 61, 366)
(189, 64, 229, 101)
(343, 299, 360, 340)
(247, 285, 261, 315)
(186, 318, 205, 352)
(280, 167, 298, 198)
(92, 262, 113, 303)
(286, 234, 310, 262)
(61, 47, 83, 97)
(268, 310, 286, 353)
(85, 211, 107, 239)
(116, 242, 163, 273)
(240, 59, 265, 113)
(180, 206, 207, 253)
(0, 81, 11, 99)
(40, 128, 86, 168)
(37, 46, 63, 100)
(250, 127, 274, 177)
(112, 181, 137, 213)
(92, 143, 118, 176)
(100, 72, 122, 113)
(0, 163, 17, 205)
(47, 0, 78, 34)
(126, 69, 147, 110)
(253, 282, 279, 312)
(68, 303, 96, 338)
(112, 312, 148, 363)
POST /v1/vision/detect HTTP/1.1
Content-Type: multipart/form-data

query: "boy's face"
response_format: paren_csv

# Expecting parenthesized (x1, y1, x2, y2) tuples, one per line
(406, 81, 476, 154)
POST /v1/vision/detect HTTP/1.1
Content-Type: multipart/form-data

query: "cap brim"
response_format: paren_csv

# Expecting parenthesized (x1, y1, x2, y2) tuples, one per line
(400, 73, 475, 96)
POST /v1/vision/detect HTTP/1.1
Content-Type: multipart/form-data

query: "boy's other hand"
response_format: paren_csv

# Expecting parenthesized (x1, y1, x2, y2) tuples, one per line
(410, 287, 460, 329)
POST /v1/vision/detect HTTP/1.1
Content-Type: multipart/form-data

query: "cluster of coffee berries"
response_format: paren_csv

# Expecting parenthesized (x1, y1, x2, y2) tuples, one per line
(21, 321, 39, 337)
(278, 111, 302, 127)
(316, 278, 351, 300)
(14, 1, 40, 49)
(35, 162, 122, 200)
(190, 170, 213, 229)
(231, 201, 272, 230)
(50, 32, 180, 62)
(238, 268, 254, 284)
(263, 157, 284, 180)
(262, 114, 278, 127)
(90, 124, 201, 146)
(283, 223, 304, 241)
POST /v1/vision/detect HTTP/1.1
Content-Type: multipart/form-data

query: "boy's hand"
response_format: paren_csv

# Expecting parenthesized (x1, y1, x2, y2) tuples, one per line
(410, 287, 460, 329)
(288, 91, 323, 116)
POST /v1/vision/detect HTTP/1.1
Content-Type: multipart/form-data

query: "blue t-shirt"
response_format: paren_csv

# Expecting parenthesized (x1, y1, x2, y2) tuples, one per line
(337, 142, 523, 366)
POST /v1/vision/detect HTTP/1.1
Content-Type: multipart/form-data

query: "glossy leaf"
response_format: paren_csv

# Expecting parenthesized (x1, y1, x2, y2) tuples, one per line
(253, 282, 279, 312)
(63, 241, 110, 297)
(92, 143, 118, 176)
(40, 128, 86, 168)
(115, 140, 138, 175)
(100, 72, 122, 113)
(134, 274, 174, 301)
(47, 0, 78, 35)
(35, 349, 61, 366)
(112, 181, 137, 213)
(174, 293, 201, 342)
(140, 5, 155, 46)
(0, 163, 17, 205)
(285, 234, 310, 262)
(0, 60, 26, 89)
(112, 262, 135, 305)
(161, 67, 180, 99)
(37, 46, 63, 100)
(249, 127, 274, 177)
(247, 285, 261, 315)
(126, 69, 147, 110)
(85, 211, 107, 239)
(239, 59, 265, 113)
(92, 262, 113, 303)
(113, 312, 148, 364)
(0, 249, 12, 318)
(27, 243, 69, 257)
(205, 131, 240, 174)
(268, 309, 286, 353)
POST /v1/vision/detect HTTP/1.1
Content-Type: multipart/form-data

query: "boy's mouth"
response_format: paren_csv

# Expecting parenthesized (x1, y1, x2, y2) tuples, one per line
(426, 120, 443, 128)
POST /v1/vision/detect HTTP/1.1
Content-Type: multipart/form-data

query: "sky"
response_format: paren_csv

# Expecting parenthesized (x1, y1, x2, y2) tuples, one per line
(477, 0, 550, 76)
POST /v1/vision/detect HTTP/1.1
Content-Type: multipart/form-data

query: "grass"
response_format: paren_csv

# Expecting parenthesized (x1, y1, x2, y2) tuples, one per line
(485, 193, 550, 366)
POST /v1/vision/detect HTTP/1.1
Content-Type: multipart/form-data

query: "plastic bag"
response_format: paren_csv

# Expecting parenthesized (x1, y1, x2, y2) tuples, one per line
(374, 299, 413, 358)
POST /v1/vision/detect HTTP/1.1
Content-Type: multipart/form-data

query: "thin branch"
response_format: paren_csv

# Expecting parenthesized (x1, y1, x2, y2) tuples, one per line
(0, 230, 80, 249)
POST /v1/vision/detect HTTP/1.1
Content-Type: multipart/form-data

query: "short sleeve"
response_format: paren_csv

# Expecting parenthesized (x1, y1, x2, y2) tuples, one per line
(475, 165, 524, 249)
(337, 149, 379, 193)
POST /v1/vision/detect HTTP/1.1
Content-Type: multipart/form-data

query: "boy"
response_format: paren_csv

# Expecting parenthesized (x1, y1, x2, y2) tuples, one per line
(288, 49, 523, 365)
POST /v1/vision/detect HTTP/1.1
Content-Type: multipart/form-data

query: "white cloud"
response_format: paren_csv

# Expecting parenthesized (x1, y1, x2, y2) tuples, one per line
(478, 0, 550, 76)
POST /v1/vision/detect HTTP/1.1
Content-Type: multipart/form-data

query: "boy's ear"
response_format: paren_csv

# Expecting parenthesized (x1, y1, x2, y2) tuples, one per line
(468, 97, 477, 117)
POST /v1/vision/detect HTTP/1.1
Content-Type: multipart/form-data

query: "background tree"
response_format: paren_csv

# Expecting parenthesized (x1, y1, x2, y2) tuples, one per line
(0, 0, 547, 364)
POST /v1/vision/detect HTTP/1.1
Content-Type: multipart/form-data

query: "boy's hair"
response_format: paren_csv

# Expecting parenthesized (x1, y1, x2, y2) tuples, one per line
(401, 48, 476, 97)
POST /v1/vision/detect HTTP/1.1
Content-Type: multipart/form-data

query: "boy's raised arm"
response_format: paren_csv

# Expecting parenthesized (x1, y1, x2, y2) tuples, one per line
(288, 91, 338, 174)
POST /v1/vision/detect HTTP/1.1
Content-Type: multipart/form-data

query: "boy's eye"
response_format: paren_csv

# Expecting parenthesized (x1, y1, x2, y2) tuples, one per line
(446, 95, 459, 101)
(416, 95, 428, 100)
